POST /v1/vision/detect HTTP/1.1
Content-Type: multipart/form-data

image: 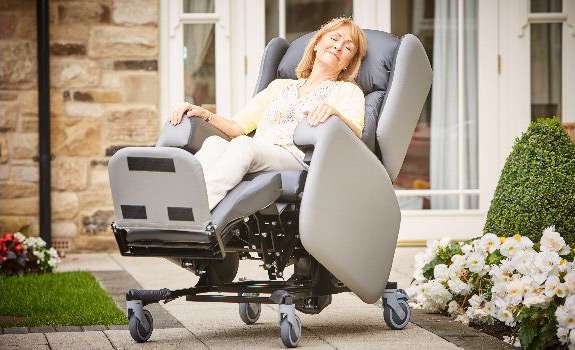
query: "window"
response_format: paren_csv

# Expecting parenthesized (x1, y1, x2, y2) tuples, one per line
(391, 0, 479, 210)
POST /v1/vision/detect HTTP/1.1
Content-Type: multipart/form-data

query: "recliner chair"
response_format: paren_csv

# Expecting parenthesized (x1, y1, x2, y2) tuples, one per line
(108, 29, 432, 348)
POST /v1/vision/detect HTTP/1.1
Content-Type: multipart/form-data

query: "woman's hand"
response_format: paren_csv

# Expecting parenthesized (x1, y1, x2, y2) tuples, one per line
(305, 102, 341, 126)
(169, 102, 211, 125)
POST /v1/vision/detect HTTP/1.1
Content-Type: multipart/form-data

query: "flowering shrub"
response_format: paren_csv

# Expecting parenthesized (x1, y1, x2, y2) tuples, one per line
(408, 227, 575, 349)
(0, 232, 60, 275)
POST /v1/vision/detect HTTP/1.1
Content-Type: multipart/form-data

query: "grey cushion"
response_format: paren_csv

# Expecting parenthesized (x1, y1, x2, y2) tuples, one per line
(211, 173, 282, 233)
(362, 90, 385, 152)
(277, 29, 400, 95)
(244, 170, 307, 202)
(253, 37, 290, 95)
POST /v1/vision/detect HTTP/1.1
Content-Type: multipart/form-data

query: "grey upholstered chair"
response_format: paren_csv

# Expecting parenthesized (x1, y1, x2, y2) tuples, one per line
(108, 29, 432, 347)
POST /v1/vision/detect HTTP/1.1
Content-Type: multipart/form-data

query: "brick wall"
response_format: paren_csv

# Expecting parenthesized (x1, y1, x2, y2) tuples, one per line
(0, 0, 160, 251)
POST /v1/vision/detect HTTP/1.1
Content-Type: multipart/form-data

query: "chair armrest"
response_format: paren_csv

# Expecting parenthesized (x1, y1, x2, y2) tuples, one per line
(293, 117, 401, 303)
(156, 117, 231, 153)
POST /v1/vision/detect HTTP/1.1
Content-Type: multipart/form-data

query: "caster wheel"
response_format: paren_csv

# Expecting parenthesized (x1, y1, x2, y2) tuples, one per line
(239, 293, 261, 325)
(280, 314, 302, 348)
(383, 291, 410, 330)
(129, 309, 154, 343)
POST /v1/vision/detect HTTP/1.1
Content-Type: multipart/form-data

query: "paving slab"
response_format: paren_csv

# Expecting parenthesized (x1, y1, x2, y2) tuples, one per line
(0, 333, 48, 350)
(45, 331, 114, 350)
(105, 328, 208, 350)
(56, 253, 123, 272)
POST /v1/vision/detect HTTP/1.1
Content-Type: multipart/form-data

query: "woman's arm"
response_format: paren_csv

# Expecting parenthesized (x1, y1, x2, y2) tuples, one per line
(169, 103, 245, 138)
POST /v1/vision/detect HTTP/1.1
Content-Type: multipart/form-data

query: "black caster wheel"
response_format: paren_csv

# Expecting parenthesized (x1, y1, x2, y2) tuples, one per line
(129, 309, 153, 343)
(239, 293, 261, 325)
(280, 314, 302, 348)
(383, 290, 411, 330)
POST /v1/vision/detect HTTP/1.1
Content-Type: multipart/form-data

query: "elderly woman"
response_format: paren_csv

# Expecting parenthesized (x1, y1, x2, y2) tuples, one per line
(169, 18, 367, 210)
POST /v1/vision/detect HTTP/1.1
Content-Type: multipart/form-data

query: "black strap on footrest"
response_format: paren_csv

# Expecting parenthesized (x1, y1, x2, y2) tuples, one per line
(126, 288, 172, 303)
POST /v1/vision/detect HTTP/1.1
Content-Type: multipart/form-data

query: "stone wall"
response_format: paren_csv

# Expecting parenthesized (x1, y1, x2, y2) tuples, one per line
(0, 0, 160, 251)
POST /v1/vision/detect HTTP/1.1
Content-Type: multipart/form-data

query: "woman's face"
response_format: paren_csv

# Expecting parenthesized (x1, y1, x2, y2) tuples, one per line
(314, 25, 357, 74)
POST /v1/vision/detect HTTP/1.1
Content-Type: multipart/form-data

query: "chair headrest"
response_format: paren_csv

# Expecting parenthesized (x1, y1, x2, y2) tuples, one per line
(277, 29, 401, 95)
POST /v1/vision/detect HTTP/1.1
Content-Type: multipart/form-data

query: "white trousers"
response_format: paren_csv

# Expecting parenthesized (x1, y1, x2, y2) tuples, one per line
(194, 135, 305, 210)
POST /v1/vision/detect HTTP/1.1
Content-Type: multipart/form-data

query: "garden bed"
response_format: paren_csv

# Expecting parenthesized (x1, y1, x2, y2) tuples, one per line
(0, 271, 127, 327)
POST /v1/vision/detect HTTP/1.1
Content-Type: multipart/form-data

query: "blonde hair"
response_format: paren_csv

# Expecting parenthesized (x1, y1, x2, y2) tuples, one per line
(295, 17, 367, 82)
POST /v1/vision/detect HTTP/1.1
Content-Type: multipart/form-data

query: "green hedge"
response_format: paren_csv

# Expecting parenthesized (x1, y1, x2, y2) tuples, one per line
(483, 118, 575, 244)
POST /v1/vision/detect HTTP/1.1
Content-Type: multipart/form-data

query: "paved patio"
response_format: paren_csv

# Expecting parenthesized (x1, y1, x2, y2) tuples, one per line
(0, 248, 473, 349)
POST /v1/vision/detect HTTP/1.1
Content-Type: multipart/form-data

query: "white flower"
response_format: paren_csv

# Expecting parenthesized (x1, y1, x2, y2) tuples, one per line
(468, 294, 484, 309)
(505, 279, 525, 305)
(447, 277, 471, 295)
(497, 308, 516, 327)
(454, 313, 470, 325)
(557, 283, 569, 298)
(540, 226, 569, 255)
(570, 330, 575, 346)
(433, 264, 449, 281)
(439, 237, 451, 248)
(466, 253, 486, 274)
(534, 251, 561, 274)
(14, 232, 26, 241)
(461, 244, 473, 255)
(479, 233, 500, 253)
(447, 300, 463, 315)
(557, 327, 570, 344)
(556, 305, 575, 329)
(500, 236, 522, 257)
(545, 275, 561, 297)
(565, 271, 575, 293)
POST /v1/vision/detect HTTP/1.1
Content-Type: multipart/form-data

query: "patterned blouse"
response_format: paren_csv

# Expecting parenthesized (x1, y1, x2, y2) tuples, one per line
(231, 78, 365, 162)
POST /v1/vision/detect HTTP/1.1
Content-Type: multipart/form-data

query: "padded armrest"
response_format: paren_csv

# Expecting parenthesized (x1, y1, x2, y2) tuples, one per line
(293, 117, 401, 304)
(156, 117, 231, 153)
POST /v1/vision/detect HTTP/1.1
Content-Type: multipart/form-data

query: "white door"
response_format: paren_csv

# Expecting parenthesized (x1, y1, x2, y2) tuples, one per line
(498, 0, 575, 165)
(160, 0, 231, 123)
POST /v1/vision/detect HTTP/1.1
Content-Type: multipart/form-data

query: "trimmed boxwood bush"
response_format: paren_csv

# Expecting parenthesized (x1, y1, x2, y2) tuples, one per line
(484, 118, 575, 245)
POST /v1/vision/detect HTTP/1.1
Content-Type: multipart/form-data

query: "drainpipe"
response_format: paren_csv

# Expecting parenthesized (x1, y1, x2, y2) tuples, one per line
(36, 0, 51, 247)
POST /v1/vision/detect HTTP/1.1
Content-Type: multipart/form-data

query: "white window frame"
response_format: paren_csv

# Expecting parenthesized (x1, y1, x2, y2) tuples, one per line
(159, 0, 231, 125)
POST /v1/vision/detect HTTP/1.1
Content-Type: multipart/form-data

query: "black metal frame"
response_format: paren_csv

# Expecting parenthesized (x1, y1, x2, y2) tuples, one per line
(113, 203, 397, 312)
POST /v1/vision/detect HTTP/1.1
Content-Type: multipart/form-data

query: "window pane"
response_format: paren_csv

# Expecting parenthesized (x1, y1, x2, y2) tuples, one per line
(285, 0, 353, 42)
(531, 0, 562, 13)
(391, 0, 479, 210)
(531, 23, 562, 121)
(183, 23, 216, 112)
(266, 0, 280, 44)
(183, 0, 214, 13)
(398, 194, 460, 210)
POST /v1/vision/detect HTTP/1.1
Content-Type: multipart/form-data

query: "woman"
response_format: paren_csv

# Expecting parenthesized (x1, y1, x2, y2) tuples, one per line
(169, 17, 367, 210)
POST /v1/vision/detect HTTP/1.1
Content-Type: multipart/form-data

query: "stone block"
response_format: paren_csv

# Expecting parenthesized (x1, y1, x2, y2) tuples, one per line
(0, 164, 9, 180)
(105, 106, 159, 144)
(10, 164, 38, 182)
(89, 165, 109, 188)
(78, 190, 112, 209)
(52, 118, 102, 156)
(88, 26, 157, 58)
(100, 71, 122, 88)
(73, 234, 117, 251)
(58, 2, 111, 24)
(51, 59, 100, 88)
(51, 90, 64, 116)
(81, 209, 114, 234)
(0, 135, 8, 162)
(10, 133, 37, 159)
(52, 157, 89, 191)
(73, 90, 122, 103)
(0, 40, 36, 89)
(17, 90, 38, 113)
(15, 14, 37, 40)
(0, 182, 38, 198)
(0, 13, 17, 39)
(113, 59, 157, 71)
(50, 24, 91, 42)
(52, 221, 78, 238)
(52, 192, 79, 220)
(0, 197, 38, 215)
(50, 42, 87, 56)
(20, 115, 38, 133)
(122, 73, 158, 103)
(64, 101, 105, 117)
(0, 216, 38, 233)
(0, 101, 19, 131)
(0, 91, 18, 101)
(112, 0, 158, 25)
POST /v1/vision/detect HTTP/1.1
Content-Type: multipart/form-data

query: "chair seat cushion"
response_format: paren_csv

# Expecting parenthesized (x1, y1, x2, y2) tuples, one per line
(243, 170, 307, 202)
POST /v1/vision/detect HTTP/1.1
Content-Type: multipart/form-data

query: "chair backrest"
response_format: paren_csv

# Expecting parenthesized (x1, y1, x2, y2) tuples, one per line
(253, 29, 432, 181)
